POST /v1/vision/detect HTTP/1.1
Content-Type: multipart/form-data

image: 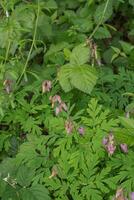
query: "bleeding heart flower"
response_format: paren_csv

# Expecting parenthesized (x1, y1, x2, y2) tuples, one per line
(130, 192, 134, 200)
(55, 106, 62, 116)
(107, 143, 116, 156)
(50, 95, 62, 108)
(60, 102, 68, 112)
(42, 80, 52, 93)
(78, 126, 85, 135)
(114, 188, 126, 200)
(3, 79, 12, 94)
(102, 137, 108, 145)
(49, 166, 57, 179)
(102, 133, 116, 156)
(65, 120, 74, 134)
(50, 95, 67, 116)
(120, 144, 128, 153)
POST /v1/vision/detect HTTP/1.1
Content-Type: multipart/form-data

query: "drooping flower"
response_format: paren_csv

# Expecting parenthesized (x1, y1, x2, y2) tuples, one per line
(102, 137, 108, 145)
(50, 95, 67, 115)
(120, 144, 128, 153)
(50, 95, 62, 108)
(125, 111, 130, 118)
(114, 188, 126, 200)
(6, 10, 9, 18)
(42, 80, 52, 93)
(65, 120, 74, 134)
(78, 126, 85, 135)
(55, 106, 62, 116)
(130, 192, 134, 200)
(60, 102, 67, 112)
(102, 133, 116, 156)
(107, 143, 116, 156)
(3, 79, 12, 94)
(49, 166, 58, 179)
(109, 133, 114, 144)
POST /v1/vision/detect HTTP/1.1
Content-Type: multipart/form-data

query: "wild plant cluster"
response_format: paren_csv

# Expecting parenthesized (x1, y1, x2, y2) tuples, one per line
(0, 0, 134, 199)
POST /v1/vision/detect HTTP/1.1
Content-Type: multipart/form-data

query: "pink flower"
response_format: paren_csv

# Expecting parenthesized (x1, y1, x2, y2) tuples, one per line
(55, 106, 62, 116)
(102, 137, 108, 145)
(130, 192, 134, 200)
(109, 133, 114, 144)
(60, 102, 67, 112)
(65, 120, 74, 134)
(114, 188, 126, 200)
(42, 80, 52, 93)
(102, 133, 116, 156)
(3, 79, 12, 94)
(107, 143, 116, 156)
(120, 144, 128, 153)
(50, 95, 62, 108)
(78, 127, 85, 135)
(50, 95, 67, 115)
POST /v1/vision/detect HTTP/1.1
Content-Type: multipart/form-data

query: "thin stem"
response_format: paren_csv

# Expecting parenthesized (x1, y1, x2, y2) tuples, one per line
(89, 0, 110, 39)
(16, 0, 40, 85)
(4, 39, 11, 64)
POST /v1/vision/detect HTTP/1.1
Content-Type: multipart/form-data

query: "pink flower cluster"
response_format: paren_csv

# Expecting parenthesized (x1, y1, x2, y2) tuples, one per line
(114, 188, 126, 200)
(103, 133, 128, 156)
(50, 95, 67, 116)
(102, 133, 116, 156)
(114, 189, 134, 200)
(65, 120, 74, 134)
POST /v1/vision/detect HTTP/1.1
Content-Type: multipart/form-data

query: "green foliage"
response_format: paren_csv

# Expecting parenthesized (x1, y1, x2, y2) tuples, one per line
(58, 64, 97, 94)
(0, 0, 134, 199)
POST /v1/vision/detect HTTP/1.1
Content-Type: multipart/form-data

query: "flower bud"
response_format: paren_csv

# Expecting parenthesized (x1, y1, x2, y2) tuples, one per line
(42, 80, 52, 93)
(120, 144, 128, 153)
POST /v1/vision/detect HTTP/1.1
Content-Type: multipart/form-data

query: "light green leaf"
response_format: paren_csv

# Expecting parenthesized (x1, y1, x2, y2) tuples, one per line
(129, 0, 134, 6)
(70, 44, 90, 65)
(20, 184, 51, 200)
(57, 64, 73, 92)
(119, 41, 134, 55)
(44, 0, 57, 10)
(1, 185, 19, 200)
(119, 117, 134, 129)
(70, 65, 97, 94)
(16, 165, 35, 187)
(58, 65, 97, 94)
(115, 128, 134, 146)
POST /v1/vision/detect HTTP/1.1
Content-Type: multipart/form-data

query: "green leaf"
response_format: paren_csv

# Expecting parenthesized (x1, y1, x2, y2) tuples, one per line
(43, 0, 57, 10)
(94, 27, 111, 39)
(129, 0, 134, 6)
(81, 186, 103, 200)
(94, 1, 113, 24)
(57, 64, 73, 92)
(115, 128, 134, 146)
(119, 117, 134, 129)
(70, 44, 90, 65)
(16, 165, 35, 187)
(1, 185, 19, 200)
(58, 65, 97, 94)
(119, 41, 134, 55)
(69, 65, 97, 94)
(20, 184, 51, 200)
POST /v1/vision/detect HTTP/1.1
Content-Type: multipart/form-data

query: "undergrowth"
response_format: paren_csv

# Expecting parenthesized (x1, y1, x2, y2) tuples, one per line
(0, 0, 134, 199)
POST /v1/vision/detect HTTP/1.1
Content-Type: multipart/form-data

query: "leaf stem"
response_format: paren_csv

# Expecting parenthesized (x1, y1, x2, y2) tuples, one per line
(16, 0, 40, 85)
(89, 0, 110, 39)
